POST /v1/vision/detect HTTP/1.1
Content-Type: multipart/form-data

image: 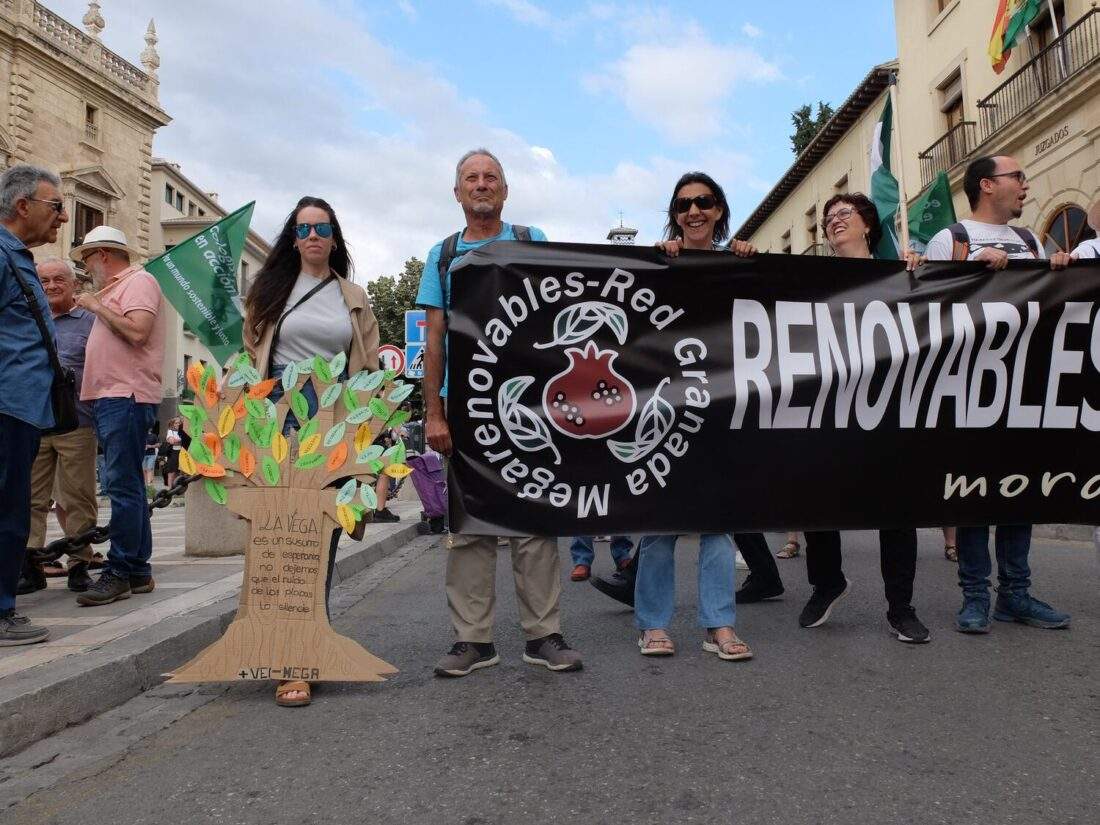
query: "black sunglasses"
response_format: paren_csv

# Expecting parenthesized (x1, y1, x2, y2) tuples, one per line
(29, 197, 65, 214)
(294, 222, 333, 240)
(674, 194, 718, 213)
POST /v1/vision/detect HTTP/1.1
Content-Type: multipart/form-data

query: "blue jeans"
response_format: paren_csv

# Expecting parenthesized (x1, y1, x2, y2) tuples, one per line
(634, 534, 736, 630)
(956, 524, 1032, 601)
(0, 414, 40, 611)
(569, 535, 633, 567)
(93, 397, 156, 578)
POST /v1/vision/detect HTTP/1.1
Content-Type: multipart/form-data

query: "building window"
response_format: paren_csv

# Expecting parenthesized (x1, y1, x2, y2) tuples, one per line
(197, 208, 206, 217)
(1043, 204, 1094, 255)
(84, 104, 99, 143)
(165, 184, 174, 206)
(188, 202, 197, 216)
(939, 69, 964, 129)
(1032, 1, 1066, 52)
(175, 192, 184, 211)
(834, 173, 849, 193)
(240, 260, 250, 292)
(72, 202, 104, 249)
(781, 228, 792, 255)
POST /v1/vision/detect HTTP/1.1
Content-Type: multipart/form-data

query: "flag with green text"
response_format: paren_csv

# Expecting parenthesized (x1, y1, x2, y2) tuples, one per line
(869, 90, 900, 260)
(908, 171, 957, 252)
(144, 202, 254, 366)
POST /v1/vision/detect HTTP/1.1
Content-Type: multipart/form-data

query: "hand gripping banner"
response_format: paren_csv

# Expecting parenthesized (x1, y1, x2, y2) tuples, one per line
(446, 242, 1100, 536)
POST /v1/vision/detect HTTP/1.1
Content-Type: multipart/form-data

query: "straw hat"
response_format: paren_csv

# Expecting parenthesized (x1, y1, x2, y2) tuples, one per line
(69, 225, 143, 263)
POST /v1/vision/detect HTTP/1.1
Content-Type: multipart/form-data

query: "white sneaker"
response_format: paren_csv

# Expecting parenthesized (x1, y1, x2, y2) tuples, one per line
(735, 551, 749, 571)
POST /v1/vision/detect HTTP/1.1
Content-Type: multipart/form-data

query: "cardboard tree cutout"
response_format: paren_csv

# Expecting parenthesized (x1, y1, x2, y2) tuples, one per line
(168, 352, 413, 683)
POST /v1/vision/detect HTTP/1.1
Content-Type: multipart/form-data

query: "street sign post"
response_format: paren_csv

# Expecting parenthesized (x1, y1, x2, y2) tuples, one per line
(404, 310, 426, 379)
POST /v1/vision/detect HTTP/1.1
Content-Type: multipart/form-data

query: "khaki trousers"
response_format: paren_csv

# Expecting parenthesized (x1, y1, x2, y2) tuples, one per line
(28, 426, 98, 563)
(445, 534, 562, 642)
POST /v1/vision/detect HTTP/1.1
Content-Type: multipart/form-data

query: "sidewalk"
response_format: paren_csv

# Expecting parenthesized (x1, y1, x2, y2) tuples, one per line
(0, 490, 426, 757)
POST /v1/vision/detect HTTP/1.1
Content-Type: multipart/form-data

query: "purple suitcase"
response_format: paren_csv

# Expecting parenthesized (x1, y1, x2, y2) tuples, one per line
(408, 452, 447, 518)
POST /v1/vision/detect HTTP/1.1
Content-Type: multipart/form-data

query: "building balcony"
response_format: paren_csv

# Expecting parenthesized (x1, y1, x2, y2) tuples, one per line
(977, 8, 1100, 141)
(800, 243, 828, 256)
(918, 121, 976, 189)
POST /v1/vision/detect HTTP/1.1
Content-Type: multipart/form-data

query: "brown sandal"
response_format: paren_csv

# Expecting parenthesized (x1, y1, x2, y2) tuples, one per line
(776, 540, 801, 559)
(638, 630, 675, 656)
(703, 629, 753, 661)
(275, 680, 311, 707)
(944, 545, 958, 562)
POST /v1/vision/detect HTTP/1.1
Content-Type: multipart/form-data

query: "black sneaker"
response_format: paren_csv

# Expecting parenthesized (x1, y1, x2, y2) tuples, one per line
(373, 507, 400, 523)
(0, 610, 49, 646)
(736, 574, 784, 603)
(67, 561, 92, 592)
(129, 574, 156, 594)
(798, 579, 849, 628)
(523, 633, 583, 672)
(887, 606, 931, 644)
(76, 569, 132, 606)
(16, 554, 47, 595)
(434, 641, 500, 677)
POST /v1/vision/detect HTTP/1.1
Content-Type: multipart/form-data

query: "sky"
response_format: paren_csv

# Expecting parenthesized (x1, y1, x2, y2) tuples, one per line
(49, 0, 897, 280)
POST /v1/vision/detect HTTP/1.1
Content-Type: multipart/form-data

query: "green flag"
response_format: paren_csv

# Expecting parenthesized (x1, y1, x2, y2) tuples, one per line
(869, 91, 900, 260)
(144, 202, 255, 367)
(908, 171, 957, 246)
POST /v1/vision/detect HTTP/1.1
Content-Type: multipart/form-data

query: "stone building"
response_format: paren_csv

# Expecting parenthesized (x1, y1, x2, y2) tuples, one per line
(737, 0, 1099, 257)
(0, 0, 170, 257)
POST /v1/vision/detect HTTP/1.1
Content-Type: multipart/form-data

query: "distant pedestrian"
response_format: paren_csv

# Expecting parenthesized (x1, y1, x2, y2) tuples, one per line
(160, 416, 190, 488)
(568, 536, 633, 581)
(143, 427, 159, 486)
(21, 258, 98, 595)
(0, 163, 69, 646)
(925, 154, 1072, 635)
(71, 226, 166, 607)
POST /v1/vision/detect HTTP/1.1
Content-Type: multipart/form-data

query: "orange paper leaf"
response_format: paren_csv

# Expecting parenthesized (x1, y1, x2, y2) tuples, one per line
(202, 432, 221, 458)
(239, 447, 256, 478)
(232, 397, 247, 419)
(204, 377, 219, 408)
(198, 463, 226, 478)
(186, 363, 204, 395)
(326, 442, 348, 471)
(247, 378, 279, 399)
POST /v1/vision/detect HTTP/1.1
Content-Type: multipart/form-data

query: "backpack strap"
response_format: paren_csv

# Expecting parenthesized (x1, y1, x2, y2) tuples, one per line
(512, 224, 531, 241)
(1010, 225, 1040, 257)
(948, 222, 970, 261)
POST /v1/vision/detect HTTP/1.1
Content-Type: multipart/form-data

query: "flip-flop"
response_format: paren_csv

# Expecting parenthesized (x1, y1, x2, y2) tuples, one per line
(776, 540, 801, 559)
(275, 680, 312, 707)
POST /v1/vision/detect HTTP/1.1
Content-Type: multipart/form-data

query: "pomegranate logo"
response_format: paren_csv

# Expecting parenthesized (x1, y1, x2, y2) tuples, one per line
(543, 342, 636, 439)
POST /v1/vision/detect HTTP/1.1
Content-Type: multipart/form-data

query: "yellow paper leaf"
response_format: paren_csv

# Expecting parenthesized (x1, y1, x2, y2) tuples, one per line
(300, 433, 321, 455)
(178, 449, 197, 475)
(271, 432, 289, 463)
(217, 406, 236, 437)
(336, 504, 357, 534)
(326, 442, 348, 471)
(384, 463, 413, 479)
(354, 423, 373, 454)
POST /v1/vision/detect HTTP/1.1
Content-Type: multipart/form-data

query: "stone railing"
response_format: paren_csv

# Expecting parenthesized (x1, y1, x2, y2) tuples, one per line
(101, 46, 149, 92)
(32, 2, 94, 54)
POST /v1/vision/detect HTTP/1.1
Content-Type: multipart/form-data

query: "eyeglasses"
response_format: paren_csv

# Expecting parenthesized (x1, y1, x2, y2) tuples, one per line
(294, 222, 333, 240)
(823, 206, 856, 227)
(29, 198, 65, 213)
(987, 170, 1027, 184)
(674, 194, 718, 213)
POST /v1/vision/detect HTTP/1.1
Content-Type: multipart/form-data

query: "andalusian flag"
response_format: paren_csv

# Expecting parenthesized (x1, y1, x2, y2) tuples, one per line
(144, 202, 255, 366)
(869, 91, 900, 260)
(989, 0, 1043, 74)
(908, 171, 957, 252)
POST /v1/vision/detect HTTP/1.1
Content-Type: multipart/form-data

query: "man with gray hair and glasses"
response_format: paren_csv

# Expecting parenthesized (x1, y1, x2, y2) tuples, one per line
(0, 164, 68, 645)
(18, 257, 98, 595)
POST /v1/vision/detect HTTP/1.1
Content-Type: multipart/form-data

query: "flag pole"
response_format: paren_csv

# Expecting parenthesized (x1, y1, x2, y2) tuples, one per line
(887, 74, 911, 252)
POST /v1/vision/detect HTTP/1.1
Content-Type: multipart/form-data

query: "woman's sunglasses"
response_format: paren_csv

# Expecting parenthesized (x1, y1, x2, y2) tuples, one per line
(674, 194, 718, 213)
(294, 222, 333, 240)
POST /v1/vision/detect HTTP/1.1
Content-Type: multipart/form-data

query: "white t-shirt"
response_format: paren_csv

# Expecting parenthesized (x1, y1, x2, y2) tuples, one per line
(924, 219, 1045, 262)
(272, 273, 354, 365)
(1071, 237, 1100, 259)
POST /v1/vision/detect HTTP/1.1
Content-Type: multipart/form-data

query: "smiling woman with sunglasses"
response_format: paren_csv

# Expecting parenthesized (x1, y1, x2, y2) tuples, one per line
(243, 196, 379, 707)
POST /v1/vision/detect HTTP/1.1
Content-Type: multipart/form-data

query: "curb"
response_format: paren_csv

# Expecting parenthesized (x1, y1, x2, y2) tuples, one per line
(0, 521, 421, 758)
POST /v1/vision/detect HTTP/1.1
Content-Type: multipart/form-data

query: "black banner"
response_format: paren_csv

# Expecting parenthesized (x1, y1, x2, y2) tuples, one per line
(447, 242, 1100, 536)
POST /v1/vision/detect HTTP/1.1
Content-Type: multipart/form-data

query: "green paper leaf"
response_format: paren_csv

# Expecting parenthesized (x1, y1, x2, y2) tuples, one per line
(359, 483, 377, 509)
(328, 351, 347, 379)
(280, 362, 300, 392)
(294, 452, 326, 470)
(261, 455, 280, 486)
(324, 421, 347, 447)
(345, 406, 372, 425)
(226, 370, 248, 388)
(388, 383, 414, 404)
(343, 387, 360, 413)
(335, 478, 358, 505)
(319, 383, 341, 408)
(368, 398, 390, 419)
(238, 365, 261, 385)
(312, 355, 333, 383)
(204, 478, 227, 506)
(299, 418, 318, 441)
(367, 459, 384, 474)
(384, 409, 411, 429)
(289, 390, 309, 422)
(356, 444, 384, 464)
(223, 433, 241, 463)
(382, 369, 397, 381)
(296, 357, 313, 375)
(178, 404, 207, 429)
(263, 398, 278, 420)
(235, 352, 252, 370)
(346, 371, 374, 391)
(350, 503, 367, 519)
(247, 418, 275, 448)
(360, 370, 386, 391)
(244, 398, 266, 419)
(189, 442, 213, 465)
(200, 363, 217, 389)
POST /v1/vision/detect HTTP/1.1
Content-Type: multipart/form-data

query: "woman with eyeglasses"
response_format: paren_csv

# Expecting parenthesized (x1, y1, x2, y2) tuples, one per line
(795, 193, 931, 643)
(631, 172, 775, 661)
(243, 196, 379, 706)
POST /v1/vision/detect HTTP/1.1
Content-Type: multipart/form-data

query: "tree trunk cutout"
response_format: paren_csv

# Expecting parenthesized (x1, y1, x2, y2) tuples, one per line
(168, 354, 413, 683)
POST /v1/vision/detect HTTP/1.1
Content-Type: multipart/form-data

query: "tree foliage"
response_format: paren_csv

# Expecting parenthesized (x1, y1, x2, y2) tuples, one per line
(790, 101, 836, 156)
(367, 257, 423, 349)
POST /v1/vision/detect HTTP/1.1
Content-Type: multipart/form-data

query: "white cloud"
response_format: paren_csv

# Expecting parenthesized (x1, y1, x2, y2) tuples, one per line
(482, 0, 554, 28)
(741, 22, 763, 38)
(396, 0, 417, 21)
(584, 25, 779, 144)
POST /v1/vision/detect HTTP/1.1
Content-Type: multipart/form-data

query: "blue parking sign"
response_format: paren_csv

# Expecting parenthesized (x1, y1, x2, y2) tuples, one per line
(405, 343, 425, 379)
(405, 310, 427, 344)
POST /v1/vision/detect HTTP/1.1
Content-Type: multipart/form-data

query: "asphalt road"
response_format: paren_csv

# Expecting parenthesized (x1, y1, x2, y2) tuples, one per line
(5, 530, 1098, 825)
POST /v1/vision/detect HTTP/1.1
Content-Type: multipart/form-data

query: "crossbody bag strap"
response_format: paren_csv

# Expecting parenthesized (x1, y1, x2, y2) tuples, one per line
(266, 274, 336, 376)
(4, 248, 65, 378)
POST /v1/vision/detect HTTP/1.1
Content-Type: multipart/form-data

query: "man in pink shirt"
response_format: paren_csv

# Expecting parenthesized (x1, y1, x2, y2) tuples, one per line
(71, 226, 166, 606)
